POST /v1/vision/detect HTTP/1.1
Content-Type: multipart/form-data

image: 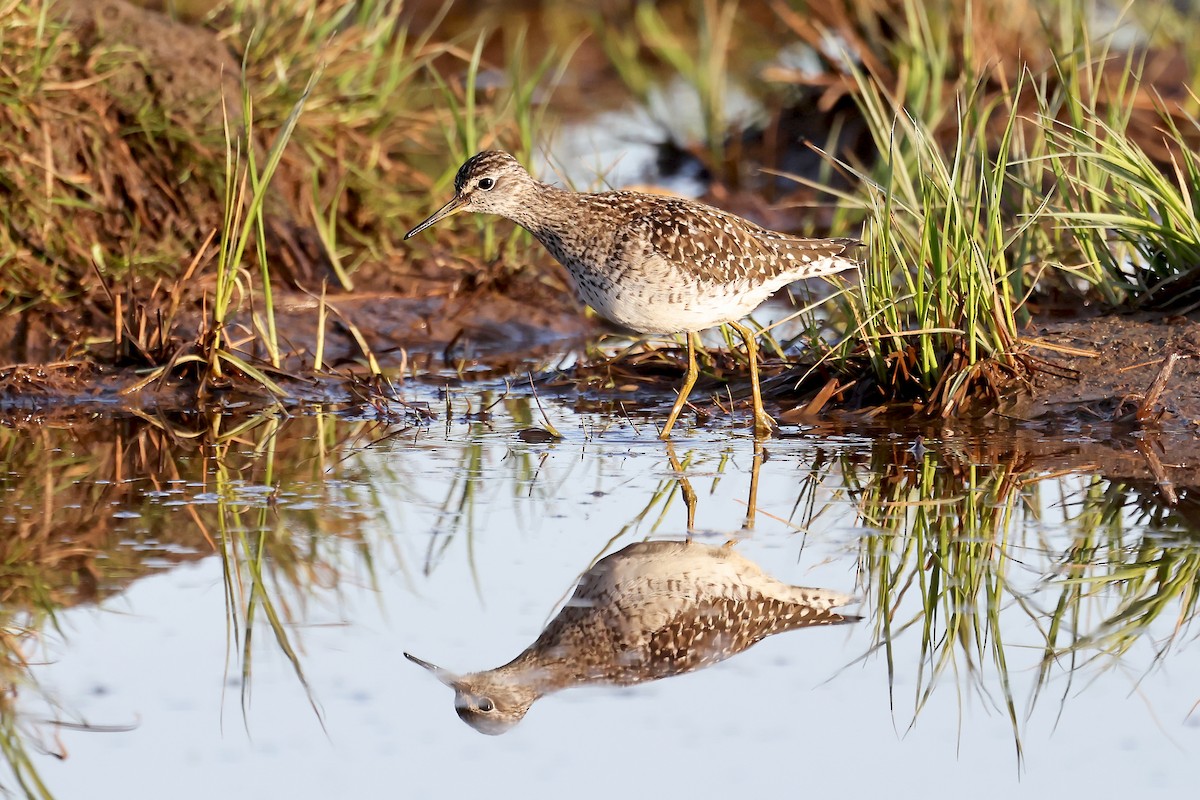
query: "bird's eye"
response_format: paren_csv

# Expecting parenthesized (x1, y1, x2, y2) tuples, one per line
(477, 177, 495, 191)
(477, 697, 495, 712)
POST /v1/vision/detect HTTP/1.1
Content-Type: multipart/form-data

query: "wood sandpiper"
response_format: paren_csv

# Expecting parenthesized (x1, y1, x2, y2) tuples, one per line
(405, 539, 860, 734)
(405, 151, 860, 438)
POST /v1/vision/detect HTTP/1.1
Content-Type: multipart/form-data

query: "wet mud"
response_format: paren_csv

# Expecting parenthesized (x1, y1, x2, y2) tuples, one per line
(4, 297, 1200, 460)
(1013, 312, 1200, 426)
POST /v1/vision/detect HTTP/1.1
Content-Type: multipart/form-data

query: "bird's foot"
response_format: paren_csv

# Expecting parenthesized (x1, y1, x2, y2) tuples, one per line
(752, 410, 778, 439)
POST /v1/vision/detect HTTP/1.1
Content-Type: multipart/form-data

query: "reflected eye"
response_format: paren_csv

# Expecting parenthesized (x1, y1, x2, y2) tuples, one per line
(477, 177, 496, 191)
(477, 697, 495, 712)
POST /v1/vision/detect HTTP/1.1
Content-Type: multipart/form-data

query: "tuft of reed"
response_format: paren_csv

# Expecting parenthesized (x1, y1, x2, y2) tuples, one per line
(828, 65, 1040, 414)
(1044, 90, 1200, 310)
(782, 0, 1200, 414)
(200, 66, 321, 393)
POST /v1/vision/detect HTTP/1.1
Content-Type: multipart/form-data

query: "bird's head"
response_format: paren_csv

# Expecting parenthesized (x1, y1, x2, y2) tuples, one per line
(404, 151, 536, 239)
(404, 651, 537, 736)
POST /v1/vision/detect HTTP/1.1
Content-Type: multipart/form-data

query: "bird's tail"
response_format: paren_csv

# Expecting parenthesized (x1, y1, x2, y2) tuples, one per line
(784, 586, 863, 627)
(775, 236, 863, 279)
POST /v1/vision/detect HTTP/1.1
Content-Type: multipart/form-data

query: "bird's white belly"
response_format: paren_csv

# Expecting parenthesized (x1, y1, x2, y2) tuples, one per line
(576, 273, 783, 334)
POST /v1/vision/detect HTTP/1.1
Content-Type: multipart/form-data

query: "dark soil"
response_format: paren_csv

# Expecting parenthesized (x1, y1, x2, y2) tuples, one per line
(0, 287, 594, 413)
(1011, 312, 1200, 429)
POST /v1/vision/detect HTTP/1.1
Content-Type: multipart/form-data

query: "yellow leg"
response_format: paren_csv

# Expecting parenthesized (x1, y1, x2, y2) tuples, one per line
(729, 321, 776, 439)
(660, 333, 698, 440)
(744, 439, 763, 530)
(664, 441, 698, 532)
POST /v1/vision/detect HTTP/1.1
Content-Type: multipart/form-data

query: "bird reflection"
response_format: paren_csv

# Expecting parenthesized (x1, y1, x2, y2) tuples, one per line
(406, 539, 860, 734)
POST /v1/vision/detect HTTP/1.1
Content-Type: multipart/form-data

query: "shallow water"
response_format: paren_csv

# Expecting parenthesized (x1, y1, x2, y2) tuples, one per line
(2, 389, 1199, 798)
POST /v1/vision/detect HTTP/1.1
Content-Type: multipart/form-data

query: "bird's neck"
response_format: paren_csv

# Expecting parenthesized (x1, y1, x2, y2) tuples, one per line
(502, 182, 579, 239)
(484, 622, 610, 697)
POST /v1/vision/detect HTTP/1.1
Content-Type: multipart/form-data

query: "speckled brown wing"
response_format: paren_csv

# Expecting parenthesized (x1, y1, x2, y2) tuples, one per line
(633, 593, 859, 682)
(623, 196, 861, 284)
(553, 543, 860, 685)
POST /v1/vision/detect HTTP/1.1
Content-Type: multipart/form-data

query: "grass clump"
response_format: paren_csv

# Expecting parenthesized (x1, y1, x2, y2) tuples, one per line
(789, 0, 1056, 414)
(1046, 100, 1200, 311)
(769, 0, 1200, 415)
(0, 0, 569, 378)
(834, 70, 1040, 414)
(0, 0, 233, 329)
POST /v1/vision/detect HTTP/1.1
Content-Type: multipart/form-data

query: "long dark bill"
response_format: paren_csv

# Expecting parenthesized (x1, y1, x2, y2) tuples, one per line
(404, 195, 467, 239)
(403, 651, 458, 686)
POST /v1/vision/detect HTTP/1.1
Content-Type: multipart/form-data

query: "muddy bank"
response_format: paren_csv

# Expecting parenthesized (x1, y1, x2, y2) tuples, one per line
(0, 288, 594, 413)
(3, 0, 588, 362)
(4, 298, 1200, 448)
(1012, 312, 1200, 429)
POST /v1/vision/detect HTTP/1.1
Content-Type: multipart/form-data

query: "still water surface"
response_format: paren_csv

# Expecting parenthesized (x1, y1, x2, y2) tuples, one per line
(3, 391, 1198, 798)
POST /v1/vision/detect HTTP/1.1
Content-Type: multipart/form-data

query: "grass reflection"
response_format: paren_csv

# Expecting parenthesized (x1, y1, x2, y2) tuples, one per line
(849, 440, 1031, 761)
(845, 433, 1199, 765)
(0, 408, 393, 795)
(206, 412, 327, 725)
(0, 627, 55, 800)
(1043, 479, 1200, 667)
